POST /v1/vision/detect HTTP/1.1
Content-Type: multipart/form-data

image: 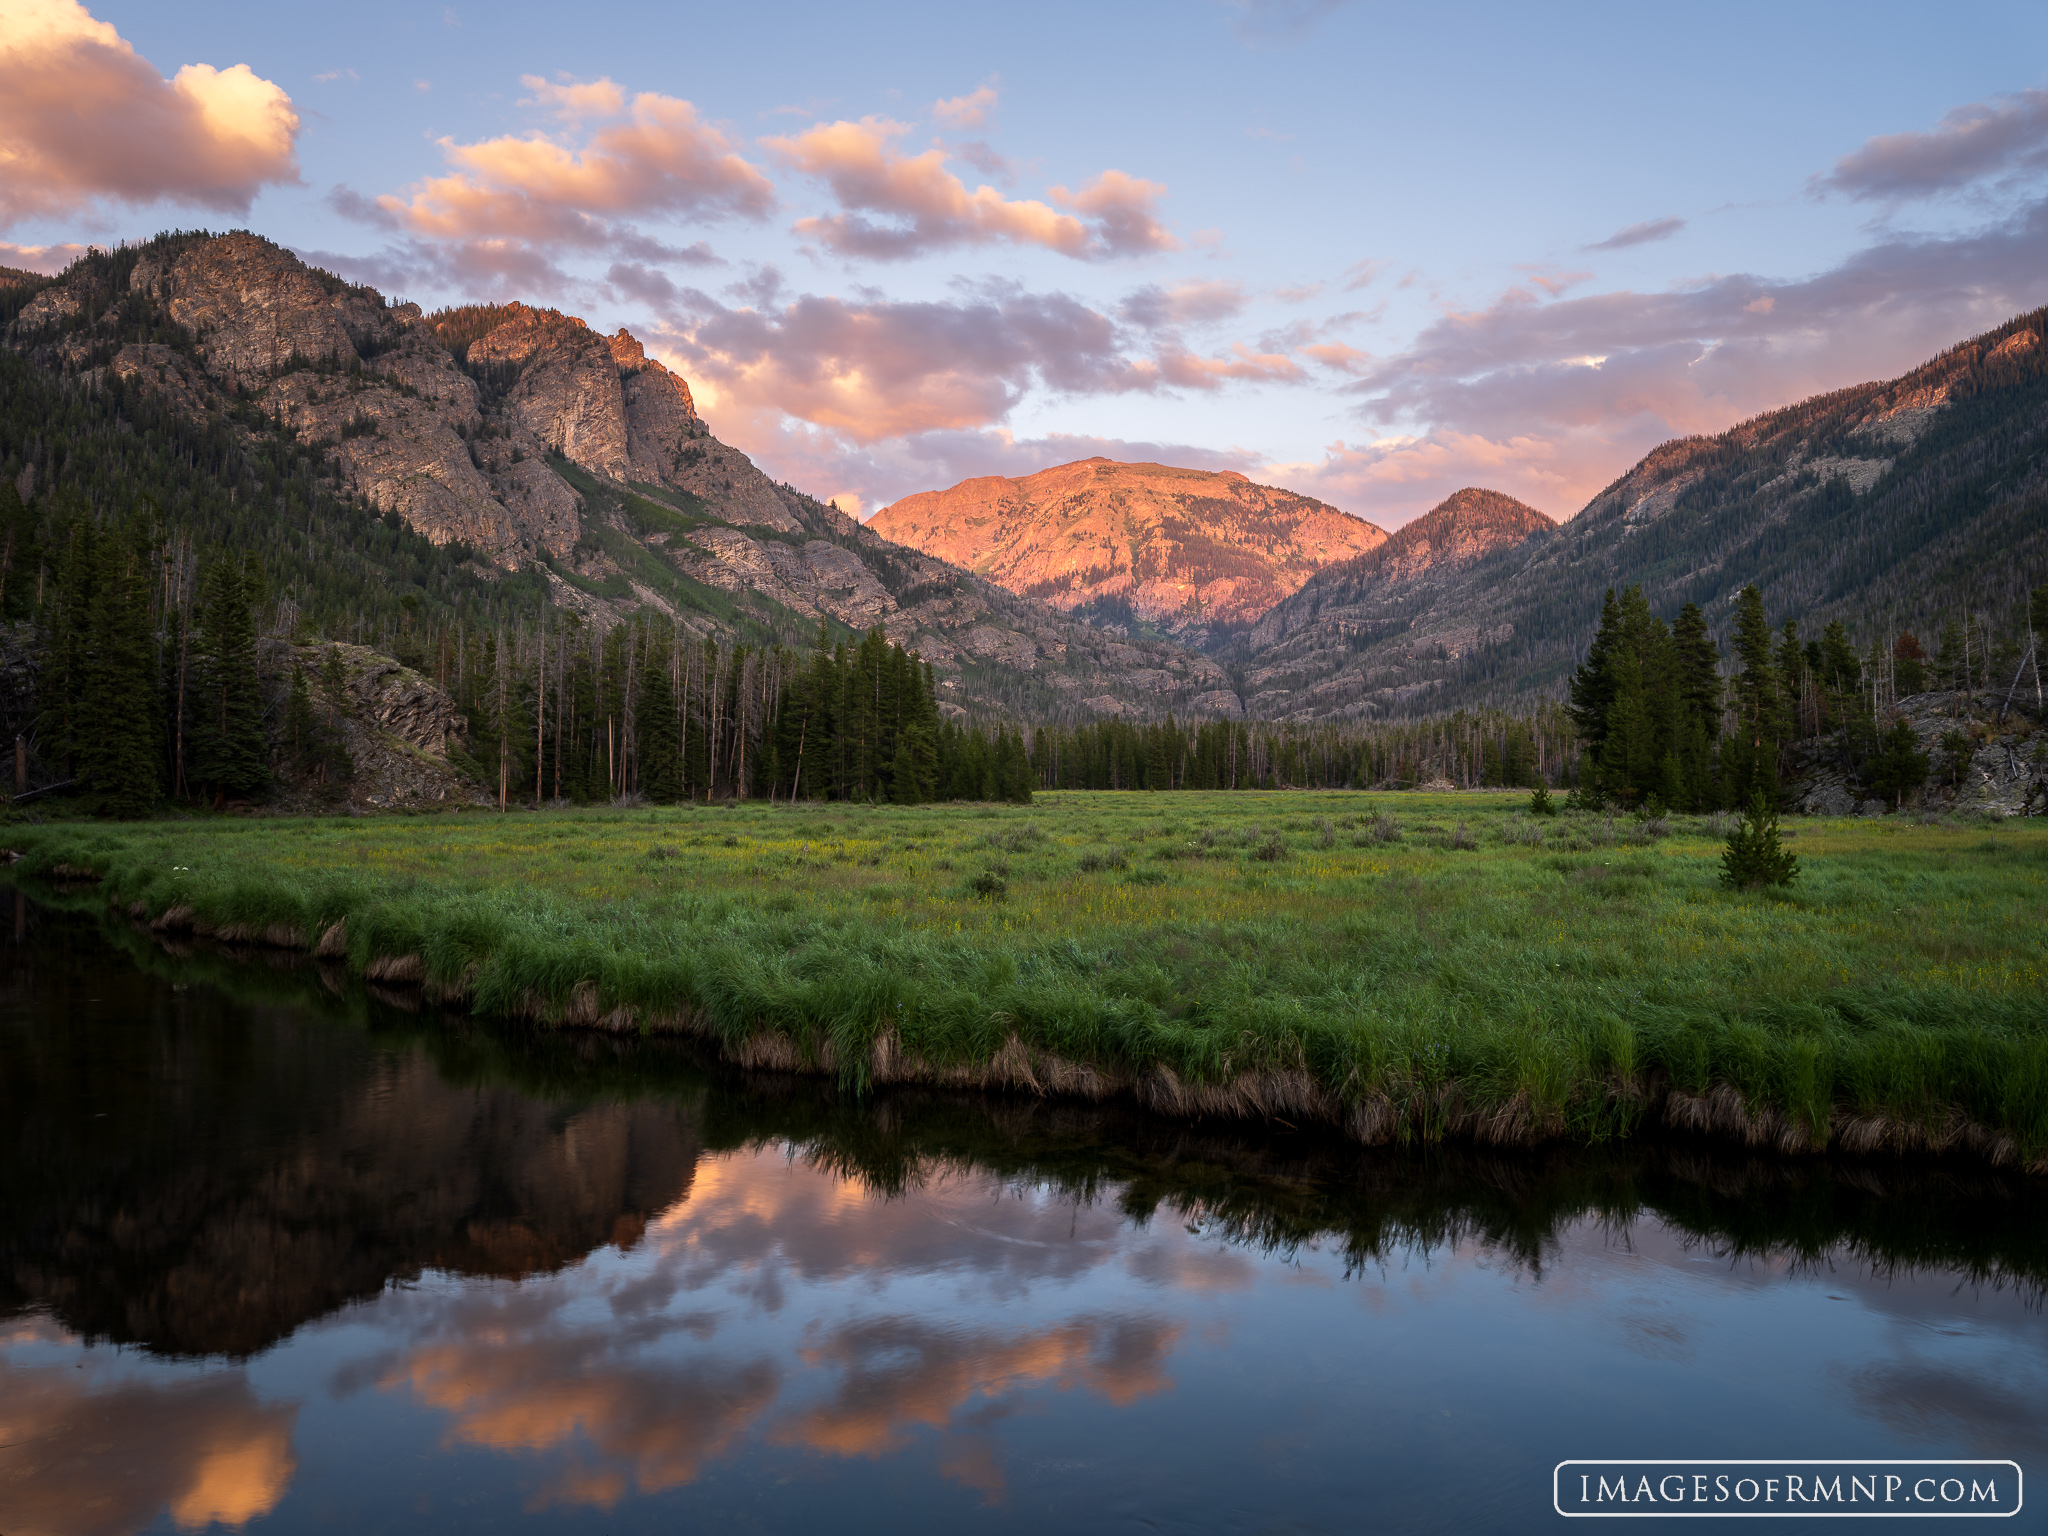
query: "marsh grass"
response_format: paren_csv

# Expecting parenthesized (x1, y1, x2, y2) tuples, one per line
(8, 790, 2047, 1158)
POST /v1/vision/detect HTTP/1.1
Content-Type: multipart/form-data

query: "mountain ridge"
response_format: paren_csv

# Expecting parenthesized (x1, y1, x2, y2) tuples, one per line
(1229, 308, 2048, 719)
(868, 456, 1387, 643)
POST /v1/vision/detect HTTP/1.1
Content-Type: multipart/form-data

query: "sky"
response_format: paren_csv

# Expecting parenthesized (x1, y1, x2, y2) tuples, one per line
(3, 0, 2047, 528)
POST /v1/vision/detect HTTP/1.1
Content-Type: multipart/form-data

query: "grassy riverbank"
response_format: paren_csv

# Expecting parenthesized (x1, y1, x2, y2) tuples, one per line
(7, 792, 2046, 1165)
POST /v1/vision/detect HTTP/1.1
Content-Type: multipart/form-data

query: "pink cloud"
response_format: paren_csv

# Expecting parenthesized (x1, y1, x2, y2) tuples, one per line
(0, 239, 90, 274)
(0, 0, 299, 231)
(767, 118, 1174, 260)
(1118, 279, 1246, 329)
(519, 73, 627, 123)
(374, 88, 773, 250)
(931, 85, 998, 131)
(1049, 170, 1178, 256)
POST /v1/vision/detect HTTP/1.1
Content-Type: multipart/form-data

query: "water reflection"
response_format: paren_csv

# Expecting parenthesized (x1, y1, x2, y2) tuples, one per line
(0, 1325, 294, 1536)
(2, 896, 2044, 1534)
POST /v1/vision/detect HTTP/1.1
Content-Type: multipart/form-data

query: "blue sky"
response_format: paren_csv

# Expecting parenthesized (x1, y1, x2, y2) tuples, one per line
(5, 0, 2046, 523)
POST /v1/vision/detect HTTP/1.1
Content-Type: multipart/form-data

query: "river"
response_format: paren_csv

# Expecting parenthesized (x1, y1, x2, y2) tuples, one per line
(2, 893, 2041, 1533)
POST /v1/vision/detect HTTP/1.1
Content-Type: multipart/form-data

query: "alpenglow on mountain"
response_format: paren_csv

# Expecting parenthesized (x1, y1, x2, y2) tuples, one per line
(868, 457, 1387, 642)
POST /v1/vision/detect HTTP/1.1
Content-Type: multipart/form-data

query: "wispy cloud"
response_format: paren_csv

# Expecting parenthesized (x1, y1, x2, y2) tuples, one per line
(1815, 88, 2048, 202)
(764, 117, 1174, 260)
(1585, 215, 1685, 251)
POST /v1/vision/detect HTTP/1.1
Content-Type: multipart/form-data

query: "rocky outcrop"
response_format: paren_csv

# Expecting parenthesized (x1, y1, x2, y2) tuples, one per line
(1788, 691, 2046, 818)
(139, 232, 389, 381)
(869, 458, 1386, 639)
(271, 642, 485, 810)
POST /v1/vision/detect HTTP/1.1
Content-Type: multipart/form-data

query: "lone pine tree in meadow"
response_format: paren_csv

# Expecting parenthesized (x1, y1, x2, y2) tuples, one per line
(1720, 790, 1799, 890)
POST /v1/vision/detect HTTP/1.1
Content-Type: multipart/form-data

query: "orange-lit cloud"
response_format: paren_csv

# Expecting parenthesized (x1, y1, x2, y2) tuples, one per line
(0, 0, 299, 231)
(765, 117, 1174, 260)
(519, 72, 626, 123)
(391, 1331, 778, 1508)
(373, 84, 773, 251)
(0, 1359, 297, 1536)
(932, 85, 999, 131)
(777, 1314, 1181, 1464)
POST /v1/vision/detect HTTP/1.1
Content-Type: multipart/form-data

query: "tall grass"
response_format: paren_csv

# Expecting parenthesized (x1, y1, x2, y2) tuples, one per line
(8, 792, 2046, 1161)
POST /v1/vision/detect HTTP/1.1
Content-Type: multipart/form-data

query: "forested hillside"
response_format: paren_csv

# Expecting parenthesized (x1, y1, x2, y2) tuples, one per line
(1230, 309, 2048, 719)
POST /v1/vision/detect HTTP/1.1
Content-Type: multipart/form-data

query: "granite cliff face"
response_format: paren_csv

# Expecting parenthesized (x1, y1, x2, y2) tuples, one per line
(869, 458, 1386, 641)
(4, 232, 1230, 720)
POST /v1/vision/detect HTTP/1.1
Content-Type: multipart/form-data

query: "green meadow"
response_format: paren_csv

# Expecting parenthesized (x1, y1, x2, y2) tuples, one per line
(7, 792, 2046, 1162)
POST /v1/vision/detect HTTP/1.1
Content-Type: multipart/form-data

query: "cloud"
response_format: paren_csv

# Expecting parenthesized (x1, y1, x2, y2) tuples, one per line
(1293, 193, 2048, 525)
(0, 0, 299, 231)
(520, 73, 627, 123)
(766, 118, 1174, 260)
(1050, 169, 1178, 256)
(1301, 341, 1370, 372)
(0, 239, 89, 274)
(932, 85, 998, 131)
(1342, 258, 1386, 291)
(654, 283, 1154, 441)
(1119, 279, 1246, 329)
(1225, 0, 1358, 42)
(776, 1314, 1180, 1462)
(1586, 216, 1686, 251)
(369, 85, 774, 255)
(1818, 89, 2048, 202)
(0, 1358, 299, 1536)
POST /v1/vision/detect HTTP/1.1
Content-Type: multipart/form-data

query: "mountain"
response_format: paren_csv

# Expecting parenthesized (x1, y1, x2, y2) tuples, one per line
(1232, 488, 1556, 715)
(1, 232, 1229, 720)
(1225, 309, 2048, 720)
(868, 457, 1386, 643)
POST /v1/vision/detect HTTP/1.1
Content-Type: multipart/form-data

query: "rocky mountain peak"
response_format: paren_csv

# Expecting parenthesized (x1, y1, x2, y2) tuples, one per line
(868, 456, 1386, 640)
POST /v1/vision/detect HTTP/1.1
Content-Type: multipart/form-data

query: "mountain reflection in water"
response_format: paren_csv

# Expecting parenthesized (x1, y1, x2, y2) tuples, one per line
(2, 895, 2044, 1534)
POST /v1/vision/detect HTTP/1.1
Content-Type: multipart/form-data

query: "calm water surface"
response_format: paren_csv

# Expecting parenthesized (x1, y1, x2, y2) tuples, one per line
(2, 893, 2043, 1533)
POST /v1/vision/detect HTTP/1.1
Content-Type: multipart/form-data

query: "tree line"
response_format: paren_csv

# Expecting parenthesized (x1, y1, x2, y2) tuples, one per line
(1567, 579, 2046, 813)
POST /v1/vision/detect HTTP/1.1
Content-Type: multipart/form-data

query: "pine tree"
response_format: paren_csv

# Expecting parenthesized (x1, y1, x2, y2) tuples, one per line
(188, 557, 270, 802)
(1720, 584, 1780, 808)
(1720, 790, 1798, 890)
(637, 626, 680, 802)
(283, 660, 317, 777)
(83, 515, 162, 817)
(1568, 589, 1624, 751)
(1867, 718, 1929, 808)
(1892, 632, 1930, 697)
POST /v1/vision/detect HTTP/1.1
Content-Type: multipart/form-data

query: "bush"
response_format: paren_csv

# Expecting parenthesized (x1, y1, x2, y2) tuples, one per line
(1251, 834, 1289, 862)
(1720, 792, 1799, 890)
(1077, 850, 1129, 873)
(967, 871, 1007, 899)
(1529, 784, 1557, 817)
(1447, 821, 1476, 851)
